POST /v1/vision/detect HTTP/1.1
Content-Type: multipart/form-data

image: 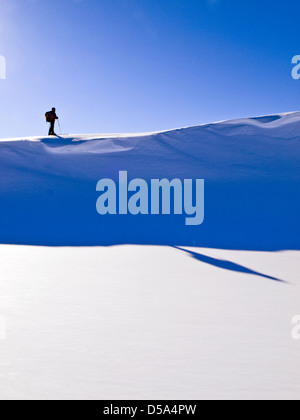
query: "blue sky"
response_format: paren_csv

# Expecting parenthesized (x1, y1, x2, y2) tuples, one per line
(0, 0, 299, 137)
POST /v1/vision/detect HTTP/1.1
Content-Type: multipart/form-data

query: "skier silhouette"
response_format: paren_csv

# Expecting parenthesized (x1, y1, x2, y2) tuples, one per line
(45, 108, 59, 136)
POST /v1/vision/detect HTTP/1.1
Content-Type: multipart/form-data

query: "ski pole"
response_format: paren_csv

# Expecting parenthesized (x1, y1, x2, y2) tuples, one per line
(58, 119, 62, 135)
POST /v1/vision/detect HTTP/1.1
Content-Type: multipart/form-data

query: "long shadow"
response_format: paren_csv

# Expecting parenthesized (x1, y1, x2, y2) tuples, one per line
(174, 246, 285, 283)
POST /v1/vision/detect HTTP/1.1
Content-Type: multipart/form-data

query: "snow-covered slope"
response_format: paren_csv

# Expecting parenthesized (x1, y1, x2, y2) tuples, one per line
(1, 114, 300, 400)
(0, 112, 299, 249)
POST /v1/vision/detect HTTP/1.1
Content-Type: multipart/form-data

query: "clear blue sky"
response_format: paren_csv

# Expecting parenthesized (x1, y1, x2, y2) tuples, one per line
(0, 0, 299, 138)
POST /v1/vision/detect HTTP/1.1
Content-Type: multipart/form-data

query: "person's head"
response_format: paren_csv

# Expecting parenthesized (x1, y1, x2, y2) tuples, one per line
(52, 107, 56, 112)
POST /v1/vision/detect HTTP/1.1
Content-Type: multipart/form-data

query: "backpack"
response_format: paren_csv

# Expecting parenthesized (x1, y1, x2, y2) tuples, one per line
(45, 111, 55, 123)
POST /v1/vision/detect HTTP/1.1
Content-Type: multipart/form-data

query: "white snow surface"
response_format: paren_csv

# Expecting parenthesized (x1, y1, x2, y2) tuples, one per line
(0, 245, 299, 400)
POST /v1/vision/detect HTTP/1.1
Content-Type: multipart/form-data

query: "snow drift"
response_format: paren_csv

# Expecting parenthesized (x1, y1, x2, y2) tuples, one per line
(0, 112, 299, 249)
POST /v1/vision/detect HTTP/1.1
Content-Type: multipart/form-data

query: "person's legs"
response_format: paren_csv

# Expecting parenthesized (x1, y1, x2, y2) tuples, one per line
(49, 122, 55, 135)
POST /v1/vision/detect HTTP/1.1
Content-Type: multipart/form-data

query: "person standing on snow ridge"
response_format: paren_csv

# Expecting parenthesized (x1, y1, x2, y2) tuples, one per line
(45, 107, 59, 136)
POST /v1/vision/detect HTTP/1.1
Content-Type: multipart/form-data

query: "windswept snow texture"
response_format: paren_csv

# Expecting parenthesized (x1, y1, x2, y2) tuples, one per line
(0, 112, 299, 249)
